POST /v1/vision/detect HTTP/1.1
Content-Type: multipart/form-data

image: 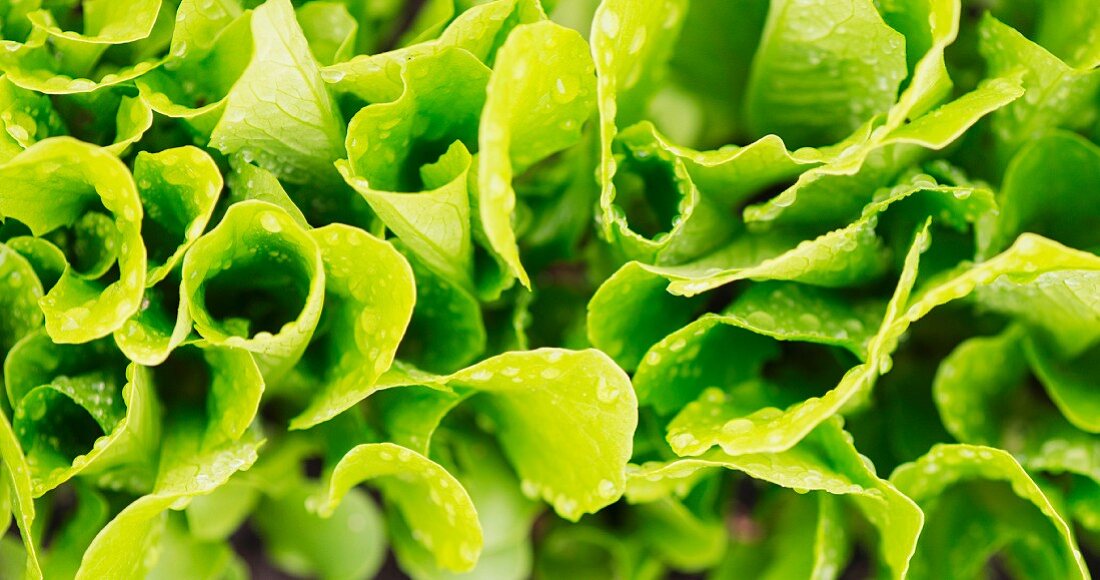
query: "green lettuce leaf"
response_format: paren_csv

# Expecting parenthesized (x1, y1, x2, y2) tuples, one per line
(478, 19, 595, 286)
(0, 394, 42, 578)
(208, 0, 346, 187)
(0, 0, 165, 94)
(398, 253, 487, 375)
(742, 74, 1022, 228)
(0, 137, 147, 343)
(6, 333, 161, 495)
(0, 242, 44, 361)
(744, 0, 907, 148)
(979, 14, 1100, 165)
(320, 0, 545, 103)
(891, 444, 1089, 579)
(338, 46, 487, 292)
(630, 418, 922, 579)
(133, 146, 222, 285)
(289, 223, 416, 429)
(312, 442, 483, 572)
(980, 131, 1100, 256)
(182, 200, 324, 382)
(364, 348, 636, 521)
(296, 1, 358, 66)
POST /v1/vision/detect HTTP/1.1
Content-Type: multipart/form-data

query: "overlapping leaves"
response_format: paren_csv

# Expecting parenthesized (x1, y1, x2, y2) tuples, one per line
(0, 0, 1097, 578)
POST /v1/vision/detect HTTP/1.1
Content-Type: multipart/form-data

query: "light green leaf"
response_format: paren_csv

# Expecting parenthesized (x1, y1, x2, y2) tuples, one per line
(744, 74, 1022, 227)
(313, 442, 482, 572)
(0, 243, 44, 359)
(630, 418, 922, 579)
(891, 444, 1089, 579)
(371, 348, 636, 521)
(5, 336, 161, 496)
(745, 0, 907, 147)
(4, 236, 66, 298)
(908, 234, 1100, 357)
(367, 385, 466, 456)
(289, 223, 415, 429)
(664, 222, 929, 456)
(478, 20, 596, 286)
(647, 176, 992, 297)
(320, 0, 545, 103)
(0, 397, 42, 578)
(182, 200, 325, 382)
(296, 2, 358, 66)
(0, 76, 65, 162)
(598, 122, 740, 264)
(980, 14, 1100, 164)
(113, 272, 191, 367)
(1028, 339, 1100, 434)
(590, 0, 688, 243)
(587, 260, 705, 371)
(931, 325, 1100, 484)
(135, 10, 251, 136)
(0, 137, 147, 343)
(225, 157, 309, 227)
(75, 432, 260, 580)
(398, 246, 486, 374)
(1032, 0, 1100, 68)
(879, 0, 960, 126)
(396, 431, 539, 580)
(133, 146, 222, 285)
(0, 0, 165, 94)
(208, 0, 346, 187)
(451, 349, 636, 520)
(932, 326, 1028, 446)
(168, 0, 243, 63)
(104, 97, 154, 158)
(338, 46, 491, 288)
(340, 138, 476, 290)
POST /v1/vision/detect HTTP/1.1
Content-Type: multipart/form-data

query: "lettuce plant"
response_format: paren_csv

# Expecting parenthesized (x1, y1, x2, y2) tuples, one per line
(0, 0, 1097, 578)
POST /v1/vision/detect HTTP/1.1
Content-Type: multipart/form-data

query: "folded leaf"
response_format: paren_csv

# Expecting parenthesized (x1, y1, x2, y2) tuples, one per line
(321, 0, 545, 103)
(630, 418, 922, 579)
(0, 0, 165, 94)
(745, 0, 907, 148)
(743, 75, 1023, 227)
(891, 444, 1089, 579)
(0, 138, 147, 343)
(133, 146, 222, 285)
(478, 20, 596, 286)
(339, 47, 486, 291)
(182, 200, 325, 382)
(5, 333, 160, 496)
(208, 0, 346, 187)
(289, 223, 415, 429)
(366, 348, 636, 521)
(312, 442, 482, 572)
(981, 131, 1100, 256)
(980, 14, 1100, 165)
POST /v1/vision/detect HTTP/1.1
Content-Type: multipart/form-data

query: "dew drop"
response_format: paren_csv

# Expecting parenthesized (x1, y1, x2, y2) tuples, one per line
(599, 10, 620, 38)
(721, 418, 754, 435)
(597, 479, 616, 499)
(259, 212, 282, 233)
(596, 377, 619, 403)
